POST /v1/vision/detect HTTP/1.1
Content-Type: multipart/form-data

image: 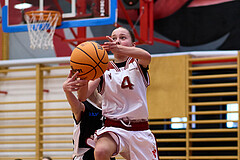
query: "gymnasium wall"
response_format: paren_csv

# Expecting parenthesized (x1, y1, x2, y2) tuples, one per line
(0, 64, 73, 159)
(1, 51, 240, 160)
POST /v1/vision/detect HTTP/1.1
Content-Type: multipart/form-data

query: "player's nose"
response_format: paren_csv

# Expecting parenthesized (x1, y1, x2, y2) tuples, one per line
(115, 38, 120, 45)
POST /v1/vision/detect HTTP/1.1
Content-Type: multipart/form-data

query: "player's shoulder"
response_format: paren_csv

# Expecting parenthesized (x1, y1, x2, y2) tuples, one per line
(84, 100, 102, 112)
(106, 61, 114, 70)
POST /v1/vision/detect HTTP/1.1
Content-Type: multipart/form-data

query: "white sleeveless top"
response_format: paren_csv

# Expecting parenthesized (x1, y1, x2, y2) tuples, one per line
(99, 57, 150, 120)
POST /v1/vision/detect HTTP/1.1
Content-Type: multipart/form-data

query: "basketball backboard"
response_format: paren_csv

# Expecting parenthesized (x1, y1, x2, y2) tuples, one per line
(2, 0, 117, 33)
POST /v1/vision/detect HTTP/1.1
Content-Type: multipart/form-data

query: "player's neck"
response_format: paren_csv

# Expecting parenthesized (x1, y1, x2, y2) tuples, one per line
(114, 55, 128, 63)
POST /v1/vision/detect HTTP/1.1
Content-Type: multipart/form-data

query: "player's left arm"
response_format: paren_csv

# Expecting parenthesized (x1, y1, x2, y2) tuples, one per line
(63, 71, 86, 122)
(77, 78, 101, 101)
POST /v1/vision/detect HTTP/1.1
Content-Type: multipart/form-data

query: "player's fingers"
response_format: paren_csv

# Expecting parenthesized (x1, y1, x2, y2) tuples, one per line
(71, 79, 87, 87)
(102, 44, 110, 50)
(104, 42, 117, 47)
(68, 85, 80, 91)
(71, 71, 79, 80)
(71, 88, 79, 91)
(67, 70, 73, 78)
(106, 36, 114, 42)
(76, 79, 88, 86)
(104, 41, 112, 45)
(71, 84, 81, 89)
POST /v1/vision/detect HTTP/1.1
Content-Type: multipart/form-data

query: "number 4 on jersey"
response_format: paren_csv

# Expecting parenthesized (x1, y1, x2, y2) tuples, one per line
(121, 76, 134, 90)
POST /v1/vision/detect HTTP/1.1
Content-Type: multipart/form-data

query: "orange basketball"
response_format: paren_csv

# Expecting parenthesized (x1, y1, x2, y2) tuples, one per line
(70, 41, 109, 80)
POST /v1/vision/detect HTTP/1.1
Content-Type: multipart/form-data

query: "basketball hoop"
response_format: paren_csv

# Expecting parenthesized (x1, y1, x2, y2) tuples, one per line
(24, 11, 62, 50)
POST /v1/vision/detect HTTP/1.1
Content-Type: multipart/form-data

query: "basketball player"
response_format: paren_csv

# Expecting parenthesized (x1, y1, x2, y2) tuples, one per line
(77, 27, 159, 160)
(42, 157, 52, 160)
(63, 71, 115, 160)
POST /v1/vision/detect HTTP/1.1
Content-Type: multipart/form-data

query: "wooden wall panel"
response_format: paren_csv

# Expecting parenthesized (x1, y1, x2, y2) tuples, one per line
(147, 55, 187, 119)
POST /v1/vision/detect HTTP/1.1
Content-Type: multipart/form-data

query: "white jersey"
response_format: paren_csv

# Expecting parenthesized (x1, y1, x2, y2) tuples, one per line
(99, 57, 150, 120)
(87, 57, 158, 160)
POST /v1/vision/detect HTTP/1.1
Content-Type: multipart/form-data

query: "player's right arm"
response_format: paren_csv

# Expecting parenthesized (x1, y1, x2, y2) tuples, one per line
(103, 36, 151, 68)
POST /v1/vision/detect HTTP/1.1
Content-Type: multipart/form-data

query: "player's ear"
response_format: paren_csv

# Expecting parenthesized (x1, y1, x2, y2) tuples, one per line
(132, 42, 136, 47)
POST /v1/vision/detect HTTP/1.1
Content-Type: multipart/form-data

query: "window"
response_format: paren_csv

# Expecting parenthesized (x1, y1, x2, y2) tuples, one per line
(226, 103, 238, 128)
(171, 117, 187, 129)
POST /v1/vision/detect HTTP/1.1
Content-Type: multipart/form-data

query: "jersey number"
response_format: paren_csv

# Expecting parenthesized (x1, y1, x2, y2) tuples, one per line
(121, 76, 134, 90)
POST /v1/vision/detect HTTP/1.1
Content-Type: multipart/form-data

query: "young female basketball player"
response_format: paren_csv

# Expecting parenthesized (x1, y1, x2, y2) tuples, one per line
(77, 27, 159, 160)
(63, 71, 115, 160)
(42, 157, 52, 160)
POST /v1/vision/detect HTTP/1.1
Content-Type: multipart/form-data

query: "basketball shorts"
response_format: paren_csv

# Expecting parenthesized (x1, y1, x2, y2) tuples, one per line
(87, 126, 159, 160)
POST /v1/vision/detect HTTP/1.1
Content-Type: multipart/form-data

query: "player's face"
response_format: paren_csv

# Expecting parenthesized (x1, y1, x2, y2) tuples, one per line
(111, 28, 134, 47)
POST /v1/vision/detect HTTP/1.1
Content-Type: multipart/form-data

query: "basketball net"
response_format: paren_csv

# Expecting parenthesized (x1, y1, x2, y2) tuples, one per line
(24, 11, 61, 50)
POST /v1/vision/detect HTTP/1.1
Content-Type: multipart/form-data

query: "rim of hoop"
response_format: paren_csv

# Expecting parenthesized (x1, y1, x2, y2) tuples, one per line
(25, 10, 62, 26)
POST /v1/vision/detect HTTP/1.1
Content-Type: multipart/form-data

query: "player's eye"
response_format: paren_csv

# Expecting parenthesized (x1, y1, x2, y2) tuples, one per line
(112, 37, 117, 41)
(120, 36, 126, 40)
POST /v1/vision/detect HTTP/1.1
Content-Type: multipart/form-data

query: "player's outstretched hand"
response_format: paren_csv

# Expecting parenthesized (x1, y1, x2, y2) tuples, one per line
(63, 71, 88, 92)
(102, 36, 120, 53)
